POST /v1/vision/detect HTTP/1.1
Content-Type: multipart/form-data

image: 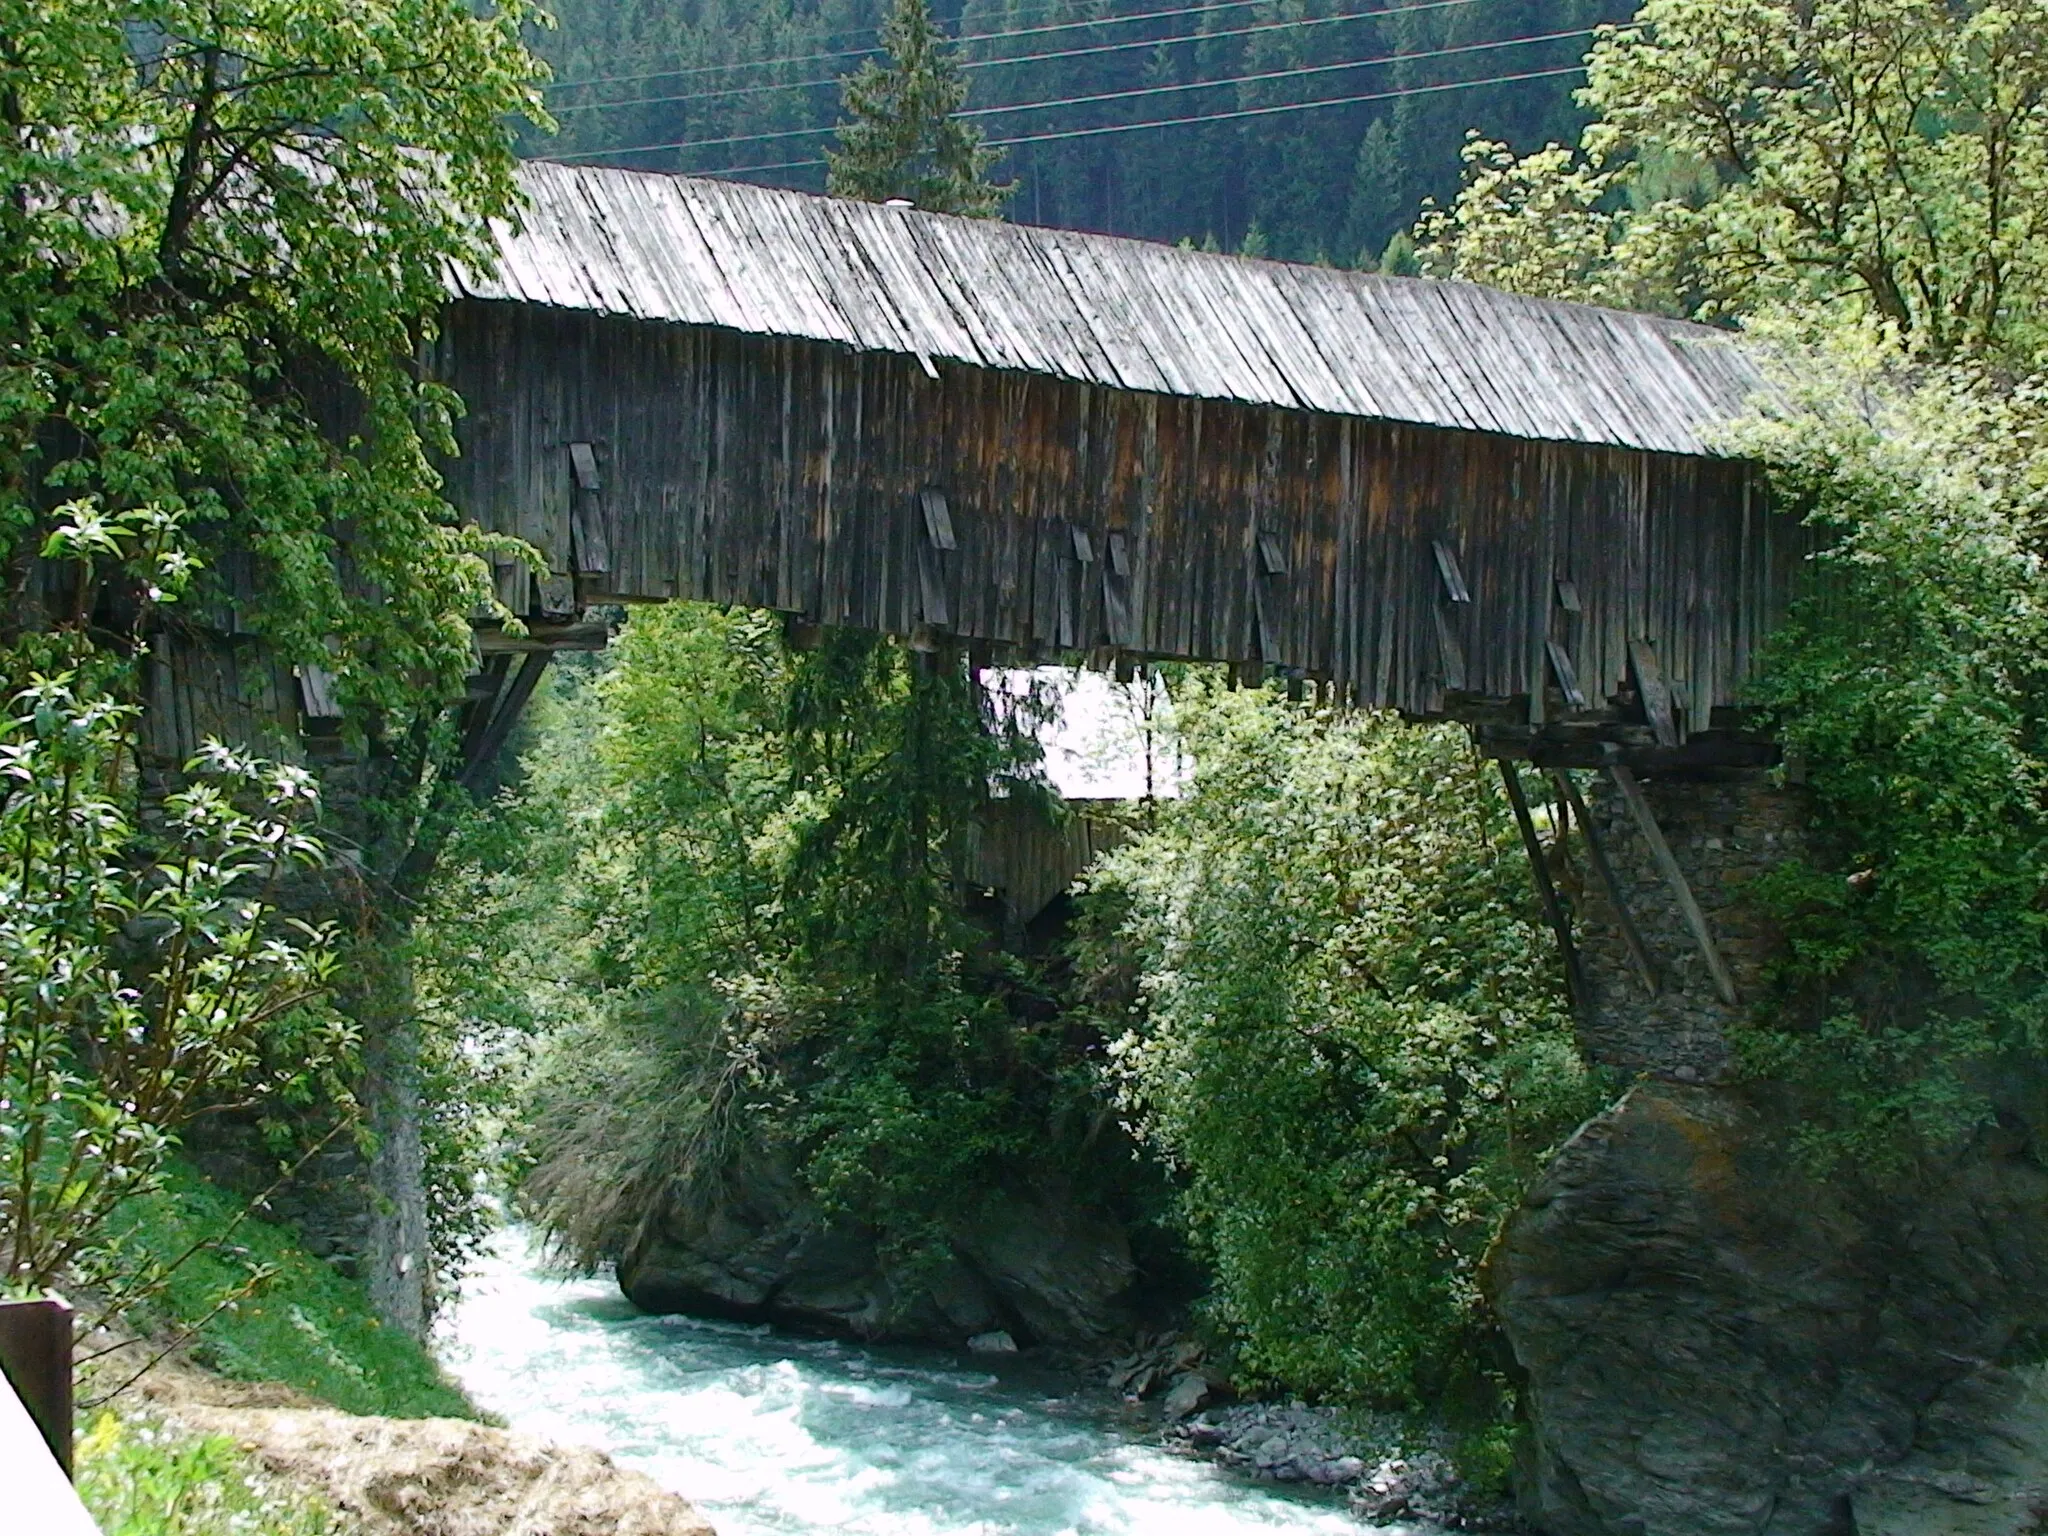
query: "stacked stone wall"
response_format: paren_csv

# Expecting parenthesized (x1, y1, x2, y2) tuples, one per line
(1569, 769, 1808, 1083)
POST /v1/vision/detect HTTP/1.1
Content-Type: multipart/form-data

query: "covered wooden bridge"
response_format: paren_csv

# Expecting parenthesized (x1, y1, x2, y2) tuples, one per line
(430, 160, 1796, 773)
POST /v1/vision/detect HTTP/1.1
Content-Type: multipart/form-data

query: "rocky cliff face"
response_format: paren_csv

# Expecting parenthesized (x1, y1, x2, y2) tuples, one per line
(1492, 771, 2048, 1536)
(1493, 1077, 2048, 1536)
(616, 1151, 1134, 1348)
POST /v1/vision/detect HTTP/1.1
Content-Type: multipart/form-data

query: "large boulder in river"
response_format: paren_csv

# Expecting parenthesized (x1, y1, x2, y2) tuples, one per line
(1490, 1078, 2048, 1536)
(616, 1151, 1134, 1347)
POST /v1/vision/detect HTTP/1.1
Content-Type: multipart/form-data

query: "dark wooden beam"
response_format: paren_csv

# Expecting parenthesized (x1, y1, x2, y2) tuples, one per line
(1475, 723, 1778, 774)
(459, 651, 551, 800)
(1498, 759, 1589, 1014)
(1549, 768, 1660, 996)
(475, 619, 610, 654)
(456, 653, 513, 769)
(0, 1296, 73, 1477)
(1606, 765, 1738, 1005)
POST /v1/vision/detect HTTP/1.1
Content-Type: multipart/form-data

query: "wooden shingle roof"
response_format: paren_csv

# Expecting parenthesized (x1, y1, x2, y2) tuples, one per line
(456, 159, 1762, 459)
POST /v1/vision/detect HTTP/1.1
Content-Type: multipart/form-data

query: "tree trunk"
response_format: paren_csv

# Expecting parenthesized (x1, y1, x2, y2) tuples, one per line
(351, 935, 432, 1339)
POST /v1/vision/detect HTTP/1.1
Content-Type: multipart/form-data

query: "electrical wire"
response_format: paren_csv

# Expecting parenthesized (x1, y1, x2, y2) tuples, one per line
(960, 26, 1591, 117)
(545, 0, 1506, 96)
(559, 29, 1593, 159)
(990, 61, 1587, 144)
(547, 59, 1587, 177)
(554, 0, 1526, 118)
(663, 59, 1589, 178)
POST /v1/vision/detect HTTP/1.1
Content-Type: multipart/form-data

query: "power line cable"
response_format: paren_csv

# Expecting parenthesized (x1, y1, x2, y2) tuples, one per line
(630, 59, 1587, 176)
(554, 0, 1513, 118)
(961, 26, 1591, 117)
(545, 0, 1503, 96)
(988, 61, 1587, 144)
(560, 29, 1592, 159)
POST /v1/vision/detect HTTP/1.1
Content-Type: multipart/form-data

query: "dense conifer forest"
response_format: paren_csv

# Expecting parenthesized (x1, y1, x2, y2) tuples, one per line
(531, 0, 1631, 264)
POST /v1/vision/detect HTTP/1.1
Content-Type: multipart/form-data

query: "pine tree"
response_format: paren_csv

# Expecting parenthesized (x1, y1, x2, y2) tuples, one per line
(827, 0, 1013, 217)
(1341, 120, 1405, 270)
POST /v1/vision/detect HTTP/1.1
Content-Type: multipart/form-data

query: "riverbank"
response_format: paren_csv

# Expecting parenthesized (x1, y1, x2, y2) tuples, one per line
(1099, 1334, 1517, 1531)
(120, 1351, 715, 1536)
(73, 1163, 718, 1536)
(440, 1226, 1404, 1536)
(1167, 1404, 1521, 1533)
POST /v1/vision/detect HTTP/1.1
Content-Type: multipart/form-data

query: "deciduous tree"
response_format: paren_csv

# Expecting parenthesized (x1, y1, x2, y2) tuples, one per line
(1417, 0, 2048, 364)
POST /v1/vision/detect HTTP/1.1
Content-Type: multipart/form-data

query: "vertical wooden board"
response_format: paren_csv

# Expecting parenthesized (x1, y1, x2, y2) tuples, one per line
(1362, 423, 1396, 708)
(1587, 448, 1625, 705)
(1130, 395, 1160, 654)
(1157, 399, 1195, 658)
(659, 326, 694, 603)
(975, 371, 1011, 642)
(587, 319, 622, 591)
(1524, 440, 1551, 706)
(751, 336, 784, 609)
(418, 299, 1776, 705)
(679, 328, 713, 604)
(535, 313, 573, 580)
(1146, 398, 1182, 657)
(882, 362, 915, 636)
(770, 340, 798, 612)
(1346, 418, 1381, 699)
(1355, 421, 1387, 704)
(1214, 406, 1252, 664)
(1328, 417, 1356, 688)
(1307, 413, 1345, 679)
(988, 375, 1022, 640)
(810, 350, 842, 621)
(1071, 385, 1104, 648)
(721, 331, 752, 608)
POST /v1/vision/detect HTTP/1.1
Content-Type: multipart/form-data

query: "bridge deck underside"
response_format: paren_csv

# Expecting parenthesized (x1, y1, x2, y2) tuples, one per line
(437, 301, 1805, 740)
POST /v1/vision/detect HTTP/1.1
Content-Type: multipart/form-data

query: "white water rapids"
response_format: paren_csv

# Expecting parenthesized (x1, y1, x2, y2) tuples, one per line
(438, 1230, 1439, 1536)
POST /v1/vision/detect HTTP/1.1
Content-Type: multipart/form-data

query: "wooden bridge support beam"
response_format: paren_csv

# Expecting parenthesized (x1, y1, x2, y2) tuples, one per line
(1549, 768, 1661, 998)
(1497, 759, 1590, 1015)
(458, 651, 551, 801)
(1605, 765, 1739, 1006)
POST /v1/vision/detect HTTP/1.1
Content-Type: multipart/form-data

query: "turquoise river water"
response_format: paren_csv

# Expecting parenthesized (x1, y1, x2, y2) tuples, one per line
(438, 1230, 1437, 1536)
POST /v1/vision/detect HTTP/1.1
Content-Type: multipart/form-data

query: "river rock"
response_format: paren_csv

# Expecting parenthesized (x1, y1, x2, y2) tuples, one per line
(173, 1405, 718, 1536)
(1161, 1371, 1211, 1421)
(137, 1356, 717, 1536)
(967, 1330, 1019, 1354)
(617, 1149, 1133, 1348)
(1490, 1077, 2048, 1536)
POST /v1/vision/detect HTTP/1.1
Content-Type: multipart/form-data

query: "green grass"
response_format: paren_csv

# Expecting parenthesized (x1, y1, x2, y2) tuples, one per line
(104, 1159, 476, 1420)
(76, 1408, 337, 1536)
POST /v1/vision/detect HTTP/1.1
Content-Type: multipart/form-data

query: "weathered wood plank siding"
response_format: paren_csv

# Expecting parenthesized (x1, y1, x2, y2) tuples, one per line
(146, 159, 1808, 765)
(435, 298, 1800, 721)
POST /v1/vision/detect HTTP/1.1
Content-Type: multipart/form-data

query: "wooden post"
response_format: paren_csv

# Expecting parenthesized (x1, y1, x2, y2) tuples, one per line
(455, 653, 513, 768)
(1549, 768, 1661, 997)
(459, 650, 552, 799)
(0, 1295, 74, 1477)
(1497, 760, 1588, 1012)
(1606, 765, 1738, 1005)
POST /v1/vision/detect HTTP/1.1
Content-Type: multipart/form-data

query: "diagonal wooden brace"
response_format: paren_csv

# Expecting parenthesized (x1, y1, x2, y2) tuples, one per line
(1549, 768, 1660, 997)
(1498, 759, 1589, 1014)
(1606, 765, 1738, 1005)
